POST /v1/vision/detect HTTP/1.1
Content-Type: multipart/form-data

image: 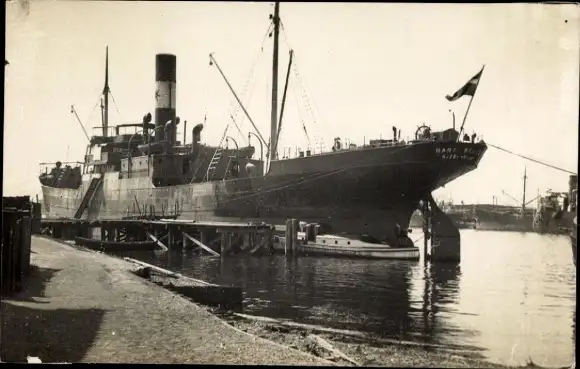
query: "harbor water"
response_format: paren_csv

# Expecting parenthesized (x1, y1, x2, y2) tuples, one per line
(122, 229, 576, 367)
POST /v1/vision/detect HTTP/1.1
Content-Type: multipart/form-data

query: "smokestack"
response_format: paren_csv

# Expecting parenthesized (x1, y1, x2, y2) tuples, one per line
(155, 54, 177, 143)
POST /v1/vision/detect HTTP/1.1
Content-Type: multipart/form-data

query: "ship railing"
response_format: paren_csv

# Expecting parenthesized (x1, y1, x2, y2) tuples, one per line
(38, 161, 84, 175)
(91, 126, 118, 138)
(362, 140, 408, 149)
(277, 138, 411, 160)
(279, 145, 328, 160)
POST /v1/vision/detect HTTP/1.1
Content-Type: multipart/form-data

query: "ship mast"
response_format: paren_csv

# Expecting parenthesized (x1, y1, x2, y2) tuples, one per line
(269, 2, 280, 161)
(102, 46, 110, 137)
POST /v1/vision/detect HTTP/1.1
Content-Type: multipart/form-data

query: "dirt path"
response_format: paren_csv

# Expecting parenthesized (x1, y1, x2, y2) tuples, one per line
(0, 237, 332, 365)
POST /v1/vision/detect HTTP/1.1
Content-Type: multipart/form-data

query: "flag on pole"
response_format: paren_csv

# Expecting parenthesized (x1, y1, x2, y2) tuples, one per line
(445, 66, 484, 102)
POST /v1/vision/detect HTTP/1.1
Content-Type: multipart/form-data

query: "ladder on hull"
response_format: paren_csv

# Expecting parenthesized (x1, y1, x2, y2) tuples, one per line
(74, 176, 103, 219)
(205, 124, 229, 182)
(205, 147, 224, 182)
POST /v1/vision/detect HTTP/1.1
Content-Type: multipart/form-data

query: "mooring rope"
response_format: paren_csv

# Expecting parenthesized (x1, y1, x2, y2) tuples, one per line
(487, 143, 576, 175)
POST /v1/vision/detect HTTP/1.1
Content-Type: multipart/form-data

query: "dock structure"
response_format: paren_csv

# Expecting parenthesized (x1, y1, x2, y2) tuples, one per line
(40, 218, 275, 256)
(2, 196, 34, 296)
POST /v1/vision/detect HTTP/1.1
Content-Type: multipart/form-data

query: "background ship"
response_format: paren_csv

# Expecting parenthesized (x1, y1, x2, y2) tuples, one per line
(410, 172, 577, 235)
(38, 2, 487, 248)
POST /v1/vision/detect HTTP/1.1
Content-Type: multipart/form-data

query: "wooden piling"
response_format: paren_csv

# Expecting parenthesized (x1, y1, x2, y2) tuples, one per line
(220, 233, 228, 256)
(182, 229, 189, 251)
(284, 219, 292, 255)
(168, 226, 174, 251)
(422, 201, 430, 263)
(291, 219, 299, 254)
(40, 218, 274, 256)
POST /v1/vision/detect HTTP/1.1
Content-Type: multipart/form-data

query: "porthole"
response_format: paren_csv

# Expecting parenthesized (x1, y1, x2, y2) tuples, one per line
(322, 240, 326, 243)
(347, 241, 351, 245)
(335, 240, 338, 244)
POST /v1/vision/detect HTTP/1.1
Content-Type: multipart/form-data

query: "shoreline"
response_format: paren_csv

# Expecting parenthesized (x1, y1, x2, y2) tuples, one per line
(2, 236, 569, 367)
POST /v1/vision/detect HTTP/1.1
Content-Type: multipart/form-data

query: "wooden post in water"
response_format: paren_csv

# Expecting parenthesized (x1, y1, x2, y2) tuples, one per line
(168, 226, 174, 251)
(291, 219, 300, 255)
(243, 233, 250, 251)
(220, 232, 230, 256)
(182, 227, 189, 251)
(422, 201, 430, 264)
(285, 219, 292, 255)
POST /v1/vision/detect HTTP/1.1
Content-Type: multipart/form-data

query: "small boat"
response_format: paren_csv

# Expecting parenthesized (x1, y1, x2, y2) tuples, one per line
(273, 232, 420, 260)
(74, 236, 158, 252)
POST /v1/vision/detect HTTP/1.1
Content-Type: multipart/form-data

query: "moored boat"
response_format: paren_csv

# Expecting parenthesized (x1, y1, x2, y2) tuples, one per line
(74, 236, 158, 252)
(273, 232, 420, 260)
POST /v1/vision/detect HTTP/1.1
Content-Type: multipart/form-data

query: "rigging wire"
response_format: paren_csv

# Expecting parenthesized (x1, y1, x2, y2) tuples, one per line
(289, 72, 311, 149)
(86, 97, 101, 126)
(278, 21, 313, 150)
(232, 22, 272, 124)
(80, 96, 101, 138)
(292, 59, 326, 148)
(279, 23, 326, 151)
(487, 143, 576, 175)
(218, 21, 273, 147)
(109, 91, 125, 124)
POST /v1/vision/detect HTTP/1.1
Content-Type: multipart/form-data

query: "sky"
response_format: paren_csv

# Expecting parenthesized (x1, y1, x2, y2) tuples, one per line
(4, 1, 579, 205)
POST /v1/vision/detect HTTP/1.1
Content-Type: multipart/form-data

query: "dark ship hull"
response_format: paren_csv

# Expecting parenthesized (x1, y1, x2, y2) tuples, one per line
(41, 140, 486, 245)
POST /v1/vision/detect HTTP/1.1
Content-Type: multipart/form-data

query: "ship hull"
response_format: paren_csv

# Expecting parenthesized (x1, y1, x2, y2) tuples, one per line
(41, 141, 485, 245)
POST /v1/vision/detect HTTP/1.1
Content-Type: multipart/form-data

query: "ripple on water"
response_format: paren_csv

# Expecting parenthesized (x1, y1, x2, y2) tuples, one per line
(124, 230, 576, 367)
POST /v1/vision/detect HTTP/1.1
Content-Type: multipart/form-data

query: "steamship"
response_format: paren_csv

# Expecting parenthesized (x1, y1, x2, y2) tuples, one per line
(38, 2, 487, 248)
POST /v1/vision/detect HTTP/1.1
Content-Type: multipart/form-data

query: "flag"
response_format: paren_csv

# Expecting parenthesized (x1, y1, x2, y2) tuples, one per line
(445, 67, 484, 102)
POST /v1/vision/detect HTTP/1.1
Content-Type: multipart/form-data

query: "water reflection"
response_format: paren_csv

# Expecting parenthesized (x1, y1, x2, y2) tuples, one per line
(120, 229, 576, 367)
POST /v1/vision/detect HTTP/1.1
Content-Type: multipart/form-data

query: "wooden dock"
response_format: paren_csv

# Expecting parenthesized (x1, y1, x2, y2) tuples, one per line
(40, 218, 275, 256)
(2, 196, 34, 296)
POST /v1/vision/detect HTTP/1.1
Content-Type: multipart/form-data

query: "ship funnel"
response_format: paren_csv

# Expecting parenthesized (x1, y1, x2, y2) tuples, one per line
(155, 54, 177, 144)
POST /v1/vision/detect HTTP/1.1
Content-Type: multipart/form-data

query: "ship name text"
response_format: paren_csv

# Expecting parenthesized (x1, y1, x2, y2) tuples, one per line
(435, 147, 483, 161)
